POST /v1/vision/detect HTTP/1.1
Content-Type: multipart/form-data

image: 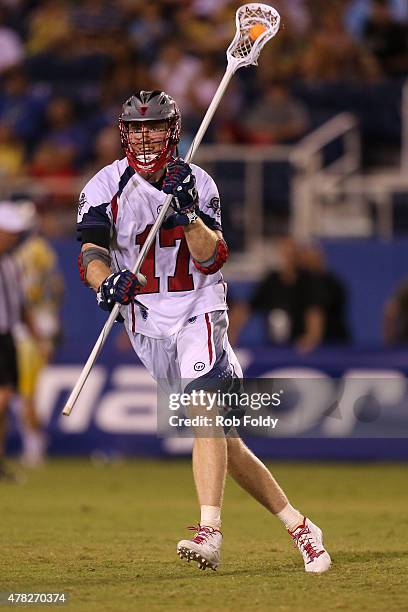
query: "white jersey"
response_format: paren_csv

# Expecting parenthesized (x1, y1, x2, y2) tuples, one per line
(77, 157, 227, 339)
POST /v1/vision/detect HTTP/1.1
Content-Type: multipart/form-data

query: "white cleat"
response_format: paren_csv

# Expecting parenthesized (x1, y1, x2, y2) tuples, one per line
(177, 524, 222, 571)
(289, 517, 331, 574)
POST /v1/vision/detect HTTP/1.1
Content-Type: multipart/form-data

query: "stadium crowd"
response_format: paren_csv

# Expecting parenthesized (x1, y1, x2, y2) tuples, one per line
(0, 0, 406, 351)
(0, 0, 406, 228)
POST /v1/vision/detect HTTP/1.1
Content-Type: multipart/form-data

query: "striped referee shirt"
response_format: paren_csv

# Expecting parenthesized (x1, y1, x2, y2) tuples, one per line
(0, 253, 24, 334)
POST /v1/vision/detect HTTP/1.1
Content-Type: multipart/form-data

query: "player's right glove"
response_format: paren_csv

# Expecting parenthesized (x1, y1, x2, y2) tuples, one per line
(96, 270, 141, 312)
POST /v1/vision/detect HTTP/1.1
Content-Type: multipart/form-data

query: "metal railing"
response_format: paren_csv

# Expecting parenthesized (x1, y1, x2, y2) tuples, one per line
(289, 113, 361, 239)
(289, 79, 408, 240)
(195, 144, 292, 251)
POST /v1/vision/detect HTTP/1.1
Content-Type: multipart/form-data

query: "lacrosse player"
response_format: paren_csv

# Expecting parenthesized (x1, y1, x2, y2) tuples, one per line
(77, 90, 331, 573)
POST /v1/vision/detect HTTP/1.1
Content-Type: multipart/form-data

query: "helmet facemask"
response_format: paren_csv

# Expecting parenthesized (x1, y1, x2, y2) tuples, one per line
(119, 118, 178, 173)
(119, 91, 181, 173)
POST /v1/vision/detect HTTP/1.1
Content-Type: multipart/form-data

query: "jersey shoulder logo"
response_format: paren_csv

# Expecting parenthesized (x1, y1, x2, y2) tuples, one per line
(206, 197, 221, 218)
(78, 192, 87, 216)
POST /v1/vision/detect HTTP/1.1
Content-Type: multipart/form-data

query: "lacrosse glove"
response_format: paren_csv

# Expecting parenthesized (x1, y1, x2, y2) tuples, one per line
(97, 270, 142, 312)
(162, 160, 199, 228)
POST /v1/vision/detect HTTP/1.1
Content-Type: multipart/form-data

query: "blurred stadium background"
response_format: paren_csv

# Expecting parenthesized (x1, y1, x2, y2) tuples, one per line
(1, 2, 408, 463)
(1, 1, 408, 609)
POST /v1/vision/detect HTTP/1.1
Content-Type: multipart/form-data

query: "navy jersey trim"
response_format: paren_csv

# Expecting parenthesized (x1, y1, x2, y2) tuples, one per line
(79, 201, 111, 226)
(77, 165, 135, 239)
(199, 210, 222, 232)
(118, 165, 135, 197)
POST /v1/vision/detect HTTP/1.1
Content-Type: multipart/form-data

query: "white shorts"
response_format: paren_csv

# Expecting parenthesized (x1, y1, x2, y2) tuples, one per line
(127, 310, 243, 395)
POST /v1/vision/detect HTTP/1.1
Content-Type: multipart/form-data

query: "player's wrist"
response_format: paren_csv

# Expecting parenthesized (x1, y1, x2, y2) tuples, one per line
(85, 260, 112, 291)
(183, 215, 203, 232)
(182, 207, 199, 224)
(89, 273, 110, 293)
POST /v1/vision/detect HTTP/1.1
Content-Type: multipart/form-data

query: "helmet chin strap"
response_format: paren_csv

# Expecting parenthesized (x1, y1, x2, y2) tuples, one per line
(128, 146, 172, 173)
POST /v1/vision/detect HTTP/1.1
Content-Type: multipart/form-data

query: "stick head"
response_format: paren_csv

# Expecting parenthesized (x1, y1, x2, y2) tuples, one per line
(227, 3, 280, 72)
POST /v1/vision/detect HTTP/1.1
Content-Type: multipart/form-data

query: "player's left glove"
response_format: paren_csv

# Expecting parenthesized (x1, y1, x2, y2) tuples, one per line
(96, 270, 141, 312)
(162, 159, 199, 228)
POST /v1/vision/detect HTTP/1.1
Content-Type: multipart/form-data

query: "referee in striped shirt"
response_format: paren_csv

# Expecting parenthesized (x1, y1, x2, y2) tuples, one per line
(0, 202, 36, 481)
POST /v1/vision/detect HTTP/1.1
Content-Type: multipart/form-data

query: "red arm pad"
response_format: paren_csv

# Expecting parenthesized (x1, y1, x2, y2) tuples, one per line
(78, 252, 87, 285)
(193, 239, 229, 275)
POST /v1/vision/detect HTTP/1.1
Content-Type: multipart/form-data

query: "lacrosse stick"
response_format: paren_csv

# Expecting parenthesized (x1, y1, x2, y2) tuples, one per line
(63, 3, 280, 416)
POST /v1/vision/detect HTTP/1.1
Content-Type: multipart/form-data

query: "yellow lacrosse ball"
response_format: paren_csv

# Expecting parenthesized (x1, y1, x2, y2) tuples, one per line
(249, 23, 267, 40)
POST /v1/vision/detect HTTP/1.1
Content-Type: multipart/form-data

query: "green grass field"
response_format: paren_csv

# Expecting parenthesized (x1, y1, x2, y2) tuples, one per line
(1, 460, 407, 611)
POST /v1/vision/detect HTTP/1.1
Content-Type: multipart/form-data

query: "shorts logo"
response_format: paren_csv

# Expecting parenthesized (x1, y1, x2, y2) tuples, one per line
(157, 204, 163, 214)
(188, 316, 197, 324)
(194, 362, 205, 372)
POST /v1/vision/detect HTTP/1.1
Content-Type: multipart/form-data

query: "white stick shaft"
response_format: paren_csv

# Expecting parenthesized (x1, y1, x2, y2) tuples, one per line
(62, 67, 235, 417)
